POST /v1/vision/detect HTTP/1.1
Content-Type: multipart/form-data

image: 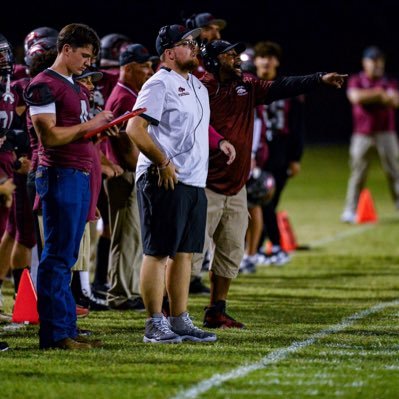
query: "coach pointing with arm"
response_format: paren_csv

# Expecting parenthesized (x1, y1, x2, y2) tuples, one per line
(194, 39, 346, 329)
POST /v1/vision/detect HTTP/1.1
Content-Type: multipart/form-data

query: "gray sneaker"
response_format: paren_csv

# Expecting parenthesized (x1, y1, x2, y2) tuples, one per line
(143, 315, 182, 344)
(169, 312, 217, 342)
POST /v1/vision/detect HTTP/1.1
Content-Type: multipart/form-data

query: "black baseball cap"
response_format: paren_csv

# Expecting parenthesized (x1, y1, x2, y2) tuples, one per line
(75, 66, 103, 82)
(155, 24, 201, 56)
(119, 43, 152, 66)
(194, 13, 226, 30)
(206, 40, 246, 57)
(362, 46, 385, 60)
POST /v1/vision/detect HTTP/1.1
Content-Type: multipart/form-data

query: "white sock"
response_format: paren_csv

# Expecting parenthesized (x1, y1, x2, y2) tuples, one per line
(80, 271, 92, 298)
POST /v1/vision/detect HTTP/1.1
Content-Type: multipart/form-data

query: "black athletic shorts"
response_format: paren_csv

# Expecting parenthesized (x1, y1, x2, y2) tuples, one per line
(136, 166, 207, 257)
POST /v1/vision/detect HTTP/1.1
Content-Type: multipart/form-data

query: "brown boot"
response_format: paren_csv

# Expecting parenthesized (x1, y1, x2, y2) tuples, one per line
(51, 337, 92, 350)
(75, 335, 103, 348)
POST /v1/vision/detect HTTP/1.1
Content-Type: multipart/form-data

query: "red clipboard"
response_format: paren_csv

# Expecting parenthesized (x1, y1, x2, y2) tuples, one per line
(84, 107, 146, 139)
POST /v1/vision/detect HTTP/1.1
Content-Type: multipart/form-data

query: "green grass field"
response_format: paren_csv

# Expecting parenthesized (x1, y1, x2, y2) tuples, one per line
(1, 144, 399, 399)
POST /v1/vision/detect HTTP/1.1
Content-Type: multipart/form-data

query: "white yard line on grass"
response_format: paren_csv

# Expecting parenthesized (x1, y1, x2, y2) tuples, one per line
(172, 299, 399, 399)
(309, 224, 375, 247)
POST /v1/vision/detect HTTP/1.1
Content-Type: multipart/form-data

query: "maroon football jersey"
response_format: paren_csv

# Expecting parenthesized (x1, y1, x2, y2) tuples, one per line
(201, 72, 272, 196)
(25, 69, 96, 172)
(348, 72, 398, 134)
(104, 81, 138, 168)
(12, 64, 29, 81)
(0, 79, 18, 235)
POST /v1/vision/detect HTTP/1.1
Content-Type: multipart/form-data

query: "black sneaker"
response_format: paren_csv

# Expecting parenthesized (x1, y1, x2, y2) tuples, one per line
(129, 296, 146, 311)
(91, 283, 110, 300)
(76, 293, 110, 311)
(189, 276, 210, 295)
(0, 341, 10, 351)
(76, 328, 93, 337)
(109, 297, 145, 311)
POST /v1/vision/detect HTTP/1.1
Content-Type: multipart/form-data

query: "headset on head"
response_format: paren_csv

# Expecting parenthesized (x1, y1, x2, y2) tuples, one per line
(200, 42, 220, 74)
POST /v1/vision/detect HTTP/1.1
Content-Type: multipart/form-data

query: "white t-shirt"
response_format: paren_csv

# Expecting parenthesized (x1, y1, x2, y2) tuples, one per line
(134, 67, 210, 187)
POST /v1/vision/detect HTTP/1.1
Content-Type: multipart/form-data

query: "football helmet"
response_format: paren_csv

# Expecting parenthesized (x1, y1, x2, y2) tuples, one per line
(246, 168, 276, 208)
(24, 26, 58, 54)
(24, 36, 57, 67)
(100, 33, 131, 67)
(0, 33, 14, 77)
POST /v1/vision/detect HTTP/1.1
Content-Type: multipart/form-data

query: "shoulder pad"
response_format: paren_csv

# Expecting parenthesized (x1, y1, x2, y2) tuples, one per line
(23, 82, 54, 106)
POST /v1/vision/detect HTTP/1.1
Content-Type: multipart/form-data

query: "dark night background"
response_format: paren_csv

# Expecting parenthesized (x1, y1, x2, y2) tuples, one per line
(3, 0, 399, 144)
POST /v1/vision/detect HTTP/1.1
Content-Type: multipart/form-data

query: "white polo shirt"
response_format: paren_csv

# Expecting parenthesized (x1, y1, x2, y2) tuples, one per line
(134, 67, 210, 187)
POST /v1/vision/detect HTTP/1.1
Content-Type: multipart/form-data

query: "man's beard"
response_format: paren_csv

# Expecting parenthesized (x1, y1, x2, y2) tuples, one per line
(220, 63, 242, 80)
(175, 56, 199, 73)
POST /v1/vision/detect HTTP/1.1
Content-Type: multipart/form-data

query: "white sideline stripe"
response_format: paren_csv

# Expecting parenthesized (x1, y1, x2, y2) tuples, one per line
(172, 299, 399, 399)
(309, 225, 374, 247)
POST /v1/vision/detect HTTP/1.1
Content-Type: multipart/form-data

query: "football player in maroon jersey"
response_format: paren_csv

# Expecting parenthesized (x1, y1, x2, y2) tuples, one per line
(25, 23, 114, 350)
(0, 33, 24, 320)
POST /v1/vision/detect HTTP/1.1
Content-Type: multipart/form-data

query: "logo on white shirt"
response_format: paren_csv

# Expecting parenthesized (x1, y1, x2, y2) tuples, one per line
(178, 87, 190, 96)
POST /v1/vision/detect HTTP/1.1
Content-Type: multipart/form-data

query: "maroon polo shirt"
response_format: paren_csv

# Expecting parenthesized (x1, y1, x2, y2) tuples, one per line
(348, 72, 398, 135)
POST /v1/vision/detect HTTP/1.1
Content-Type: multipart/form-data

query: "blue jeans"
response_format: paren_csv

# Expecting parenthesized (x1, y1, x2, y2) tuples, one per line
(35, 166, 90, 348)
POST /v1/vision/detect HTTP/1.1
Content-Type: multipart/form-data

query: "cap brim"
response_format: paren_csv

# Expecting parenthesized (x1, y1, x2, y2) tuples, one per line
(182, 28, 202, 41)
(222, 42, 246, 55)
(208, 19, 226, 30)
(77, 71, 103, 82)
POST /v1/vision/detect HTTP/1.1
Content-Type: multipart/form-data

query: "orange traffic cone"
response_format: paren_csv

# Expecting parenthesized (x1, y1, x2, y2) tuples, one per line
(12, 269, 39, 324)
(277, 211, 298, 252)
(356, 188, 378, 224)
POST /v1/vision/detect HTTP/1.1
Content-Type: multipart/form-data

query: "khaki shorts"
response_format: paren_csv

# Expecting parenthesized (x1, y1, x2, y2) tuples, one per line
(71, 222, 91, 271)
(192, 187, 249, 279)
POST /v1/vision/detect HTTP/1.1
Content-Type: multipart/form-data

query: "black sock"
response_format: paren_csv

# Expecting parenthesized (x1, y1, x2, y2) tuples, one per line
(93, 236, 110, 288)
(71, 271, 83, 302)
(12, 269, 24, 295)
(0, 279, 3, 288)
(214, 300, 226, 311)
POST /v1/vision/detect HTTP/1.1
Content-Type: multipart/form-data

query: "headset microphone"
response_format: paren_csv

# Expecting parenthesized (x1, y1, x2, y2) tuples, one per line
(201, 42, 220, 74)
(158, 26, 172, 48)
